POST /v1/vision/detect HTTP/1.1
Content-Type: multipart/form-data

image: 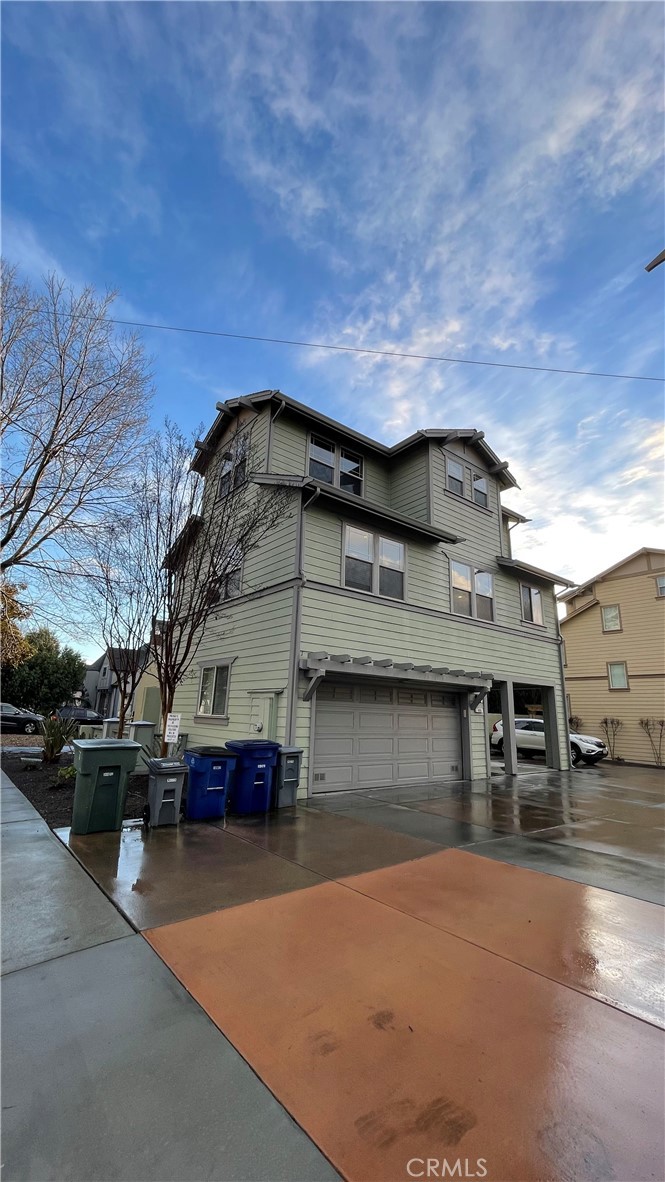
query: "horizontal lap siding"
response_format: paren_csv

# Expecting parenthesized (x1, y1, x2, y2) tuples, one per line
(172, 589, 294, 745)
(271, 411, 391, 507)
(470, 709, 490, 778)
(565, 679, 665, 764)
(242, 491, 299, 590)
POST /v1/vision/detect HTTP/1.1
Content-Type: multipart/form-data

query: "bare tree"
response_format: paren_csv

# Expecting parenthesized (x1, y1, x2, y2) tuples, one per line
(131, 417, 291, 754)
(639, 717, 665, 766)
(1, 262, 152, 576)
(600, 716, 623, 761)
(79, 519, 156, 737)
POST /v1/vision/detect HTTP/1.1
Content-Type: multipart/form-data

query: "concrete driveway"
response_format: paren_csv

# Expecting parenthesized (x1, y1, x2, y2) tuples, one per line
(3, 763, 664, 1181)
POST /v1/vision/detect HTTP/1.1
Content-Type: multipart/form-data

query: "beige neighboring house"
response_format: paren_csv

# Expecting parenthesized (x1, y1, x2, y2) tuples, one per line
(560, 548, 665, 764)
(132, 661, 162, 727)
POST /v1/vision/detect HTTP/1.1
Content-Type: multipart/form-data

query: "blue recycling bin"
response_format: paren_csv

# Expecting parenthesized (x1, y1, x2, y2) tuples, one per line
(183, 746, 237, 820)
(225, 740, 281, 815)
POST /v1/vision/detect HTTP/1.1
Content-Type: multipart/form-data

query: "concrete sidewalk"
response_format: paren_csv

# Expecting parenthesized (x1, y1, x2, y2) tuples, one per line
(0, 771, 338, 1182)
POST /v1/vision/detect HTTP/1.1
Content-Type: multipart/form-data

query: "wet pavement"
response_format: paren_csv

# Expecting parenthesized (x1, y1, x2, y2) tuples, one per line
(4, 763, 665, 1181)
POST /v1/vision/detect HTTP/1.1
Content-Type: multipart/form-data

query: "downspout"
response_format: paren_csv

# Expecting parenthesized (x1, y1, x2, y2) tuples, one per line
(285, 485, 320, 745)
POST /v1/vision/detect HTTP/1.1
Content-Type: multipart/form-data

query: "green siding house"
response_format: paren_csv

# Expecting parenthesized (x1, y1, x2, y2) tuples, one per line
(173, 390, 572, 793)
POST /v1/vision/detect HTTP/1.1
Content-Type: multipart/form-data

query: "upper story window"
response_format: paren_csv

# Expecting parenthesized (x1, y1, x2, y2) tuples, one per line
(218, 436, 248, 498)
(601, 604, 621, 632)
(309, 435, 363, 496)
(656, 575, 665, 597)
(451, 560, 494, 621)
(473, 474, 488, 508)
(521, 584, 544, 626)
(608, 661, 629, 690)
(446, 458, 464, 497)
(344, 525, 405, 599)
(197, 662, 231, 717)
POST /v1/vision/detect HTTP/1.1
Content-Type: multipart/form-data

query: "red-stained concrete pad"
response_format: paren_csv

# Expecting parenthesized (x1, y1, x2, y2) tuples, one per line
(146, 882, 665, 1182)
(343, 848, 665, 1028)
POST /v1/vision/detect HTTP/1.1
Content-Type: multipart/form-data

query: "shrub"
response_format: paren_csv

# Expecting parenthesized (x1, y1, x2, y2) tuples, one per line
(568, 715, 584, 732)
(56, 764, 77, 785)
(639, 718, 665, 767)
(599, 717, 623, 761)
(40, 716, 79, 764)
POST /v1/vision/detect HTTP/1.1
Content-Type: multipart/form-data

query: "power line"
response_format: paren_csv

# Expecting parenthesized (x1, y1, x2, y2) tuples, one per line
(36, 307, 665, 382)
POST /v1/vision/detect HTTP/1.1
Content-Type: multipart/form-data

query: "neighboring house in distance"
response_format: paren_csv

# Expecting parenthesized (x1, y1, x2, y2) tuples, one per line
(93, 645, 150, 718)
(132, 660, 162, 727)
(560, 548, 665, 764)
(171, 389, 573, 792)
(83, 653, 105, 707)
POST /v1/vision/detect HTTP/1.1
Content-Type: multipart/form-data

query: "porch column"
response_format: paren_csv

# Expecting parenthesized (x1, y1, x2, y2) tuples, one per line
(499, 679, 518, 776)
(542, 684, 564, 770)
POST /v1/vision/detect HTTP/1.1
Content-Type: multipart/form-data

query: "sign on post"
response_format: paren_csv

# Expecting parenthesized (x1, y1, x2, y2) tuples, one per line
(164, 713, 181, 744)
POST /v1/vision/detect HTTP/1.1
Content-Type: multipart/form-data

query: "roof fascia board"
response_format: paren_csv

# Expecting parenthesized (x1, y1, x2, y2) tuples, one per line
(496, 556, 575, 587)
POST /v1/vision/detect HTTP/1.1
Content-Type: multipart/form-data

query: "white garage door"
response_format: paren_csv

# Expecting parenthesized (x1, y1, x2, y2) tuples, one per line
(312, 681, 463, 792)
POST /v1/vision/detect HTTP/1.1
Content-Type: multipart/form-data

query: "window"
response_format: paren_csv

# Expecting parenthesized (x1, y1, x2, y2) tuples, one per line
(656, 576, 665, 597)
(344, 526, 405, 599)
(209, 568, 241, 605)
(447, 458, 464, 497)
(309, 436, 363, 496)
(473, 474, 488, 508)
(608, 662, 629, 690)
(601, 604, 621, 632)
(218, 436, 248, 498)
(521, 584, 544, 626)
(451, 560, 494, 621)
(197, 664, 230, 716)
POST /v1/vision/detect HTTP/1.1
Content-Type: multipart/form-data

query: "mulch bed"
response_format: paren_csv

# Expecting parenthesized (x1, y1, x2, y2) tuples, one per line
(1, 751, 149, 829)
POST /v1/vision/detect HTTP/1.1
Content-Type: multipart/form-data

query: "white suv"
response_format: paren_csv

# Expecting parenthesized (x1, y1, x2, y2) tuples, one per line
(490, 717, 608, 766)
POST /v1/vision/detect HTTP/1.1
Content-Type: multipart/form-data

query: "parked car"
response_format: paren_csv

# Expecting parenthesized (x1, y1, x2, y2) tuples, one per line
(0, 702, 44, 735)
(53, 706, 104, 725)
(491, 717, 608, 766)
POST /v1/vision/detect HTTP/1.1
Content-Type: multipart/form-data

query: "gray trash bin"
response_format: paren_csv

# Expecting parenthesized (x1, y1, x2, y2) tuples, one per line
(276, 746, 303, 808)
(144, 757, 187, 827)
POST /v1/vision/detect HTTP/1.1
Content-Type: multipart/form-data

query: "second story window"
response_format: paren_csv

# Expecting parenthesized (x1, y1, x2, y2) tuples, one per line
(473, 474, 488, 508)
(521, 584, 544, 626)
(601, 604, 621, 632)
(451, 560, 494, 621)
(447, 458, 464, 497)
(344, 526, 405, 599)
(656, 576, 665, 597)
(309, 435, 363, 496)
(218, 437, 248, 498)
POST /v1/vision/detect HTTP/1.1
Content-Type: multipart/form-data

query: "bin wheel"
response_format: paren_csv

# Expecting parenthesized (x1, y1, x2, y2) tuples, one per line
(142, 804, 151, 829)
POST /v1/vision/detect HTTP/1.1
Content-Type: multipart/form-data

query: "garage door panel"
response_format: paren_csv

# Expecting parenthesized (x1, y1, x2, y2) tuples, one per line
(313, 682, 463, 792)
(358, 737, 394, 756)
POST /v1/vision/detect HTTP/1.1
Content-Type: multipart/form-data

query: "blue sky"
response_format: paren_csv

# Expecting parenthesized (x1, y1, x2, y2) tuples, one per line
(3, 1, 664, 659)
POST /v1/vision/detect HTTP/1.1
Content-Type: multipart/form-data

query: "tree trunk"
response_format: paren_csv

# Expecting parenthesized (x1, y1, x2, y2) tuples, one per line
(160, 692, 174, 757)
(117, 701, 127, 740)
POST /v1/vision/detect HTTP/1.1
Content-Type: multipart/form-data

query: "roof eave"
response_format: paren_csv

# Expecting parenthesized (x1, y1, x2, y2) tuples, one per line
(496, 556, 575, 587)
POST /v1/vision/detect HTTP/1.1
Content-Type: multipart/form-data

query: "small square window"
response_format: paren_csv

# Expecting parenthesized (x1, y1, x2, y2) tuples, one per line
(656, 576, 665, 598)
(601, 605, 621, 632)
(608, 662, 628, 690)
(447, 459, 464, 497)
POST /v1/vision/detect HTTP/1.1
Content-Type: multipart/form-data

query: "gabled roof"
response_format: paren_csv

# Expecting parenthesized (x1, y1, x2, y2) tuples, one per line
(192, 389, 518, 488)
(558, 547, 665, 602)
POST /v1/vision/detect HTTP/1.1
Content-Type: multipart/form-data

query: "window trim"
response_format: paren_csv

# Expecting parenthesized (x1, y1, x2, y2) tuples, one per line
(342, 523, 406, 601)
(195, 659, 234, 720)
(520, 583, 545, 627)
(218, 435, 249, 499)
(472, 473, 489, 509)
(450, 558, 495, 622)
(446, 456, 465, 498)
(607, 661, 629, 691)
(655, 575, 665, 598)
(308, 434, 364, 497)
(441, 448, 493, 513)
(601, 604, 622, 633)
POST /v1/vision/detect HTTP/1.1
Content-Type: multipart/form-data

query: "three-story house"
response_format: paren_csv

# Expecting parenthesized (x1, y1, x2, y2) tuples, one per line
(173, 390, 573, 793)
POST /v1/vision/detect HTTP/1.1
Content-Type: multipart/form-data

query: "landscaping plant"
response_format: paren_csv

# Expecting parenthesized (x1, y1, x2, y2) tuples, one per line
(568, 715, 584, 732)
(41, 716, 79, 764)
(599, 716, 624, 761)
(56, 765, 77, 785)
(638, 718, 665, 766)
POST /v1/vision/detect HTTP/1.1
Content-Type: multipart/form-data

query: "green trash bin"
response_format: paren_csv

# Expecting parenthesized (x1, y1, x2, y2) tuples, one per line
(71, 739, 142, 834)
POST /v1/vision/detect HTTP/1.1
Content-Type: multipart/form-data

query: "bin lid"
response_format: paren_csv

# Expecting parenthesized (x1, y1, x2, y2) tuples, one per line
(185, 745, 234, 757)
(72, 738, 142, 750)
(146, 757, 187, 773)
(225, 740, 282, 752)
(279, 747, 303, 756)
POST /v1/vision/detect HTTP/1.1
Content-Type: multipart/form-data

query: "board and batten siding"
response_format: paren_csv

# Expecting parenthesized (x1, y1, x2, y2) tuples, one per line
(389, 444, 429, 520)
(270, 410, 391, 505)
(172, 588, 294, 745)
